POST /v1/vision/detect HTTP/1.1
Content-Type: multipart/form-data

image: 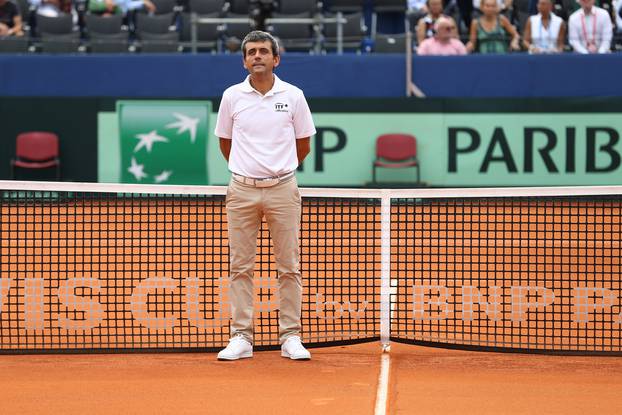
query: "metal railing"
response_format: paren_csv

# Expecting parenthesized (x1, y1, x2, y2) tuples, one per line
(190, 12, 347, 54)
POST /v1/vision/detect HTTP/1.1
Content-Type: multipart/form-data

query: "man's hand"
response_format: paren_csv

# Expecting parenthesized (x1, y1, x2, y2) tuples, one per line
(296, 137, 310, 166)
(144, 0, 157, 13)
(219, 137, 232, 162)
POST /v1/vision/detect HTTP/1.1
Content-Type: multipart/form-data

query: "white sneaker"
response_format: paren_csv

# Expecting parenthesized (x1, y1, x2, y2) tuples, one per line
(281, 336, 311, 360)
(217, 334, 253, 361)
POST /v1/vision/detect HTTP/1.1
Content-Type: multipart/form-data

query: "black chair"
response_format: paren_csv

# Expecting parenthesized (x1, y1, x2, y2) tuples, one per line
(189, 0, 227, 14)
(229, 0, 250, 14)
(89, 32, 130, 53)
(0, 36, 29, 53)
(224, 12, 255, 40)
(180, 11, 221, 51)
(323, 11, 366, 51)
(151, 0, 177, 14)
(278, 0, 320, 14)
(85, 13, 124, 34)
(327, 0, 363, 13)
(374, 32, 408, 53)
(373, 0, 407, 13)
(36, 13, 74, 35)
(371, 0, 407, 36)
(40, 32, 82, 53)
(140, 31, 181, 52)
(269, 11, 315, 52)
(135, 12, 176, 35)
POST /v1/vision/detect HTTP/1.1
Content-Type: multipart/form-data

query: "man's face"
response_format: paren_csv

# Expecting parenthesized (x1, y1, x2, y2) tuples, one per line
(428, 0, 443, 15)
(537, 0, 552, 14)
(579, 0, 595, 10)
(243, 40, 280, 76)
(436, 21, 454, 41)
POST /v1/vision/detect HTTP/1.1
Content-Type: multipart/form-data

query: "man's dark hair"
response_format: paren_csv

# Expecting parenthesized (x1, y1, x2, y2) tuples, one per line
(241, 30, 279, 57)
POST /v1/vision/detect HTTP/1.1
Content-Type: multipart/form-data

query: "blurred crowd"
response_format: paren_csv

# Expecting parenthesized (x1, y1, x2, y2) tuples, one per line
(0, 0, 620, 53)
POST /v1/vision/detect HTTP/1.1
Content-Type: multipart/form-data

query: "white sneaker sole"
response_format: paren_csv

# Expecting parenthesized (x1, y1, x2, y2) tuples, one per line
(281, 350, 311, 360)
(217, 351, 253, 361)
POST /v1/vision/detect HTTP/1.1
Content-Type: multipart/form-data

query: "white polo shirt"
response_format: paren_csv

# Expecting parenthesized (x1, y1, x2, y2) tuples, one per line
(215, 74, 316, 178)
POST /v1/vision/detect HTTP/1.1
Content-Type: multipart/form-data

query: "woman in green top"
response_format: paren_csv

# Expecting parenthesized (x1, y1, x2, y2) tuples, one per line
(466, 0, 520, 53)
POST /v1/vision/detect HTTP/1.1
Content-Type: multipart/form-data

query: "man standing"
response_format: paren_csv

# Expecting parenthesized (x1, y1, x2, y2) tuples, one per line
(568, 0, 613, 54)
(215, 31, 316, 361)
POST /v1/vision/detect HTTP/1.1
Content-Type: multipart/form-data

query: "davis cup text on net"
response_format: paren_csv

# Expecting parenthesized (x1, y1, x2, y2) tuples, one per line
(0, 276, 620, 332)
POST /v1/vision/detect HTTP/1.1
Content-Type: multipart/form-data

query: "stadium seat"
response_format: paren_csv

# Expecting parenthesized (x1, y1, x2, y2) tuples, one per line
(327, 0, 364, 13)
(374, 32, 409, 53)
(189, 0, 227, 14)
(180, 11, 221, 52)
(372, 133, 420, 184)
(269, 11, 315, 52)
(0, 36, 29, 53)
(371, 0, 408, 37)
(224, 12, 255, 41)
(229, 0, 250, 14)
(278, 0, 320, 14)
(150, 0, 177, 14)
(85, 13, 124, 35)
(373, 0, 407, 13)
(40, 32, 82, 53)
(89, 32, 130, 53)
(139, 31, 181, 52)
(36, 13, 74, 35)
(323, 11, 366, 51)
(10, 132, 61, 180)
(135, 12, 177, 36)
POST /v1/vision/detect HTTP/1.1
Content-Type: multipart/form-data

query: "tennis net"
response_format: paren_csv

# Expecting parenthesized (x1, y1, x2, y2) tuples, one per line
(0, 181, 620, 355)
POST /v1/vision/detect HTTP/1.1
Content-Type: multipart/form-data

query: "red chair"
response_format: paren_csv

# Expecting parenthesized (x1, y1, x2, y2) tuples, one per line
(372, 133, 420, 184)
(10, 132, 61, 180)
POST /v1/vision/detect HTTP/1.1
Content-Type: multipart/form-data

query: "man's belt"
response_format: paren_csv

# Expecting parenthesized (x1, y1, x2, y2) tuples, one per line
(231, 171, 294, 188)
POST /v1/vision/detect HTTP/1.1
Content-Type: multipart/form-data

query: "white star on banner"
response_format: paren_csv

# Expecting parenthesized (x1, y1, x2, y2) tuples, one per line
(134, 130, 168, 153)
(165, 112, 200, 143)
(154, 170, 173, 183)
(128, 157, 148, 181)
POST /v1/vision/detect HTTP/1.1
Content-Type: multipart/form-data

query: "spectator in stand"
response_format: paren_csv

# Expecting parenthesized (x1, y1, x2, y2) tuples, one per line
(615, 0, 622, 43)
(466, 0, 520, 53)
(416, 0, 458, 44)
(88, 0, 156, 16)
(473, 0, 514, 18)
(568, 0, 613, 53)
(0, 0, 24, 36)
(31, 0, 73, 16)
(418, 16, 468, 54)
(523, 0, 566, 53)
(409, 0, 431, 23)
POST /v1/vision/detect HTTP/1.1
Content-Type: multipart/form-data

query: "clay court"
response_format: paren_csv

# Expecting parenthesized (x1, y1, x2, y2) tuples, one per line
(1, 182, 622, 414)
(1, 342, 622, 414)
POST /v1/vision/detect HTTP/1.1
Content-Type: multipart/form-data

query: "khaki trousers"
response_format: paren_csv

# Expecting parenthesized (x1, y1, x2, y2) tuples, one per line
(225, 175, 302, 344)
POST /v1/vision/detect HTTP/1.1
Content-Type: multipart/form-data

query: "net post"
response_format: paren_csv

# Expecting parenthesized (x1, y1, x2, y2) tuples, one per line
(380, 191, 391, 352)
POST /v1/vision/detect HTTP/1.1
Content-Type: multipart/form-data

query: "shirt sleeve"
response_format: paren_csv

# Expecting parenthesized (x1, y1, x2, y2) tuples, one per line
(292, 91, 316, 139)
(214, 90, 233, 139)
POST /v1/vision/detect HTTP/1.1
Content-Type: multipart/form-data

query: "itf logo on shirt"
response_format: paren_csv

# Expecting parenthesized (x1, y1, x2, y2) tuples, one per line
(274, 102, 289, 112)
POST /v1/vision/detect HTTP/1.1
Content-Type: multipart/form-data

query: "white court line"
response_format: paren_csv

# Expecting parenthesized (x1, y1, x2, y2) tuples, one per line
(374, 353, 391, 415)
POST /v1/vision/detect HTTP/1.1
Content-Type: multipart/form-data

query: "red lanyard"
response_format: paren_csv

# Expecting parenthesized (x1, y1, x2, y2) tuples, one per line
(580, 10, 597, 47)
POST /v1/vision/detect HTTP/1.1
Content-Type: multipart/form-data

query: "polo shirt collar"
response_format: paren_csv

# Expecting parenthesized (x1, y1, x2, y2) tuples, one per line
(241, 74, 286, 96)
